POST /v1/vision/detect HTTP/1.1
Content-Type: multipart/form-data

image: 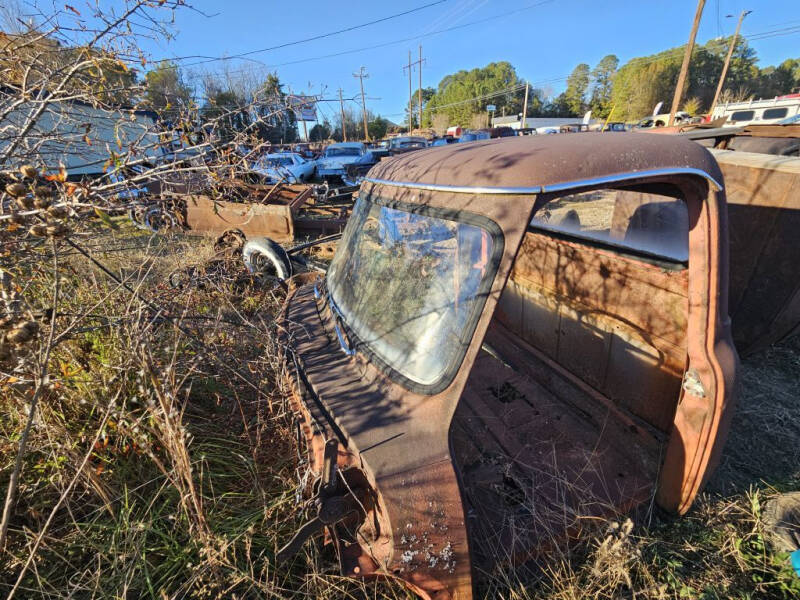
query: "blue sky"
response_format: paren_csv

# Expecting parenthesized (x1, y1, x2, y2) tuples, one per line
(140, 0, 800, 125)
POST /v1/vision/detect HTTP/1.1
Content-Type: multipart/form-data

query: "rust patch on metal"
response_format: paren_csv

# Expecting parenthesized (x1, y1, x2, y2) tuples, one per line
(185, 194, 295, 241)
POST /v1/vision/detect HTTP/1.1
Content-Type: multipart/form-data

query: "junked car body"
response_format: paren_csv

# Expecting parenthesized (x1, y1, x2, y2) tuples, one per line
(316, 142, 368, 180)
(251, 152, 315, 184)
(388, 136, 428, 154)
(634, 111, 691, 129)
(458, 130, 491, 143)
(341, 147, 390, 187)
(276, 134, 739, 598)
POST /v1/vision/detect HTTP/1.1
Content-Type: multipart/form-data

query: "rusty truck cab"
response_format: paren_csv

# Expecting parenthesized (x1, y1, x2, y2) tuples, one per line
(277, 134, 738, 599)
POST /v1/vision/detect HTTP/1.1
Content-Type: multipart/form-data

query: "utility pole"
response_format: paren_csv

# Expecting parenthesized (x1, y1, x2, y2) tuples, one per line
(521, 82, 529, 129)
(353, 66, 370, 142)
(418, 45, 423, 131)
(403, 49, 425, 133)
(338, 88, 347, 142)
(669, 0, 706, 127)
(403, 51, 413, 133)
(709, 9, 752, 118)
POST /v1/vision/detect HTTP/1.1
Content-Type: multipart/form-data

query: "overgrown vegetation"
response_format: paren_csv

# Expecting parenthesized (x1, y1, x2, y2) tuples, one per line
(0, 223, 414, 599)
(2, 215, 799, 600)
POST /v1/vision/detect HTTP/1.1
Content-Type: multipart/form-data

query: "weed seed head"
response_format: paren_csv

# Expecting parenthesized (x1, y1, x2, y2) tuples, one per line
(29, 223, 48, 237)
(7, 321, 38, 345)
(19, 164, 39, 179)
(16, 196, 34, 210)
(47, 205, 68, 219)
(5, 182, 28, 197)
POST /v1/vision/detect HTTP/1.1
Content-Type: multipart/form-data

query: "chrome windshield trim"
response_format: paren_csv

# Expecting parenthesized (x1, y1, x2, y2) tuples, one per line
(364, 167, 722, 195)
(362, 178, 542, 195)
(541, 168, 723, 193)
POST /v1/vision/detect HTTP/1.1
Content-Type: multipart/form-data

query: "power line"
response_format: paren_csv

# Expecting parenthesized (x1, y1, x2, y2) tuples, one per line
(181, 0, 556, 81)
(160, 0, 448, 68)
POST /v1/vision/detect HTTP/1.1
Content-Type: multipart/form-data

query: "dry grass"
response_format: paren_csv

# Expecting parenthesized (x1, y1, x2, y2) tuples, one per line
(1, 221, 799, 599)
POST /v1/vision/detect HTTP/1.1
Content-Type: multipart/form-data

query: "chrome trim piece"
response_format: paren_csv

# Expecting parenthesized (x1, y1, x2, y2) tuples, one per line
(362, 178, 542, 195)
(333, 320, 356, 357)
(325, 287, 356, 357)
(314, 281, 355, 356)
(364, 167, 722, 195)
(541, 168, 723, 193)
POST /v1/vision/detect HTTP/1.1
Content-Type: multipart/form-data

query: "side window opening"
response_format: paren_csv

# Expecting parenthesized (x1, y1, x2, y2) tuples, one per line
(763, 107, 788, 120)
(729, 110, 755, 122)
(529, 185, 689, 265)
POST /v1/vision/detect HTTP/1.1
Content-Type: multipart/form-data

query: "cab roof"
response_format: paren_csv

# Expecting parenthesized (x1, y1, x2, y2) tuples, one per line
(367, 132, 722, 192)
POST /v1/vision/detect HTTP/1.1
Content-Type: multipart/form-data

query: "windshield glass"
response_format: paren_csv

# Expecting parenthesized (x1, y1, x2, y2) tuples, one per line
(326, 146, 362, 157)
(327, 196, 497, 387)
(391, 138, 426, 148)
(264, 156, 293, 167)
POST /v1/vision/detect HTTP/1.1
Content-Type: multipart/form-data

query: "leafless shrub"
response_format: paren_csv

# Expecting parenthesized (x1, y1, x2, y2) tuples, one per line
(0, 2, 345, 597)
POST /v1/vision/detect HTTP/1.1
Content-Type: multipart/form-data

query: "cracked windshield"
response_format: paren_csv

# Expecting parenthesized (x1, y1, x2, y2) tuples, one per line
(328, 197, 495, 386)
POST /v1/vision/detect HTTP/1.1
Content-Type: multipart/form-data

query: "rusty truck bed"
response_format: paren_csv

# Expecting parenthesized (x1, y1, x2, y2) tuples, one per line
(183, 182, 353, 242)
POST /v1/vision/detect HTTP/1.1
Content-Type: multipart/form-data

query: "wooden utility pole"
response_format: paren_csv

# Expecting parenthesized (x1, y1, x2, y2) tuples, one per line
(710, 9, 751, 118)
(403, 50, 425, 133)
(521, 82, 529, 129)
(418, 45, 423, 130)
(404, 51, 413, 133)
(338, 88, 347, 142)
(354, 66, 370, 142)
(669, 0, 706, 127)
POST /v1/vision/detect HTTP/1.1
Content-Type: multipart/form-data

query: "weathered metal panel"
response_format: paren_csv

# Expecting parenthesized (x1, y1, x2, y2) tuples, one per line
(184, 194, 294, 241)
(710, 149, 800, 352)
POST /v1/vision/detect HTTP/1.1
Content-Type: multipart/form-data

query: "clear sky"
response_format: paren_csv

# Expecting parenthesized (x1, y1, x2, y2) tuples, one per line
(140, 0, 800, 126)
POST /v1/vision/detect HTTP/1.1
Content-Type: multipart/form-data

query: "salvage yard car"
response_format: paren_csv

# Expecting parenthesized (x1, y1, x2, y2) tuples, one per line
(342, 146, 390, 187)
(251, 152, 315, 183)
(275, 134, 739, 599)
(387, 136, 429, 154)
(316, 142, 368, 180)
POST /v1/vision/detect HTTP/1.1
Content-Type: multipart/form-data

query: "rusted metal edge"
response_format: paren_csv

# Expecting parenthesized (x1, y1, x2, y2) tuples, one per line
(364, 167, 723, 195)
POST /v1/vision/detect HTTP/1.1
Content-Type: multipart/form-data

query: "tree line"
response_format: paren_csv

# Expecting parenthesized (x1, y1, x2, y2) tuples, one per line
(417, 38, 800, 129)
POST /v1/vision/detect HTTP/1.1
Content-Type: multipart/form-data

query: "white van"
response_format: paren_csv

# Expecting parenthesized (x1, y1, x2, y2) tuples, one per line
(711, 94, 800, 127)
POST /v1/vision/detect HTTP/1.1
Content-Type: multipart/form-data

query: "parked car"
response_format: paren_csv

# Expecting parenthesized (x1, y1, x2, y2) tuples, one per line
(602, 121, 629, 132)
(270, 134, 738, 599)
(341, 147, 390, 187)
(387, 136, 428, 154)
(634, 111, 691, 128)
(559, 123, 591, 133)
(251, 152, 315, 184)
(458, 130, 491, 143)
(430, 136, 458, 146)
(489, 126, 517, 138)
(291, 143, 317, 160)
(315, 142, 367, 180)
